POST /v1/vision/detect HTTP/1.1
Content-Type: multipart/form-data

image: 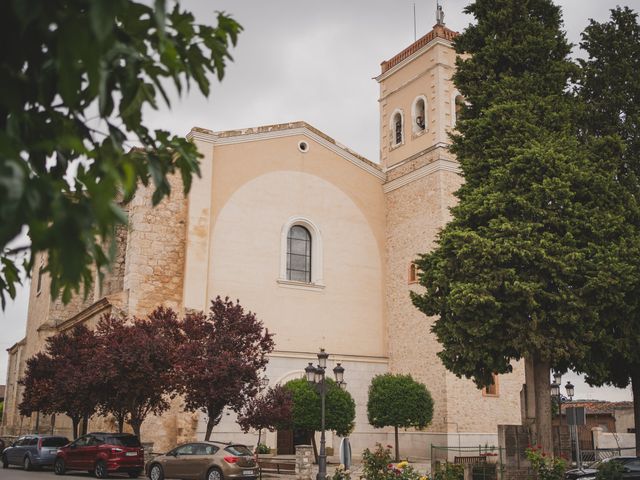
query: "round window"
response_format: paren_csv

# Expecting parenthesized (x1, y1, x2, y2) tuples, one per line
(298, 141, 309, 153)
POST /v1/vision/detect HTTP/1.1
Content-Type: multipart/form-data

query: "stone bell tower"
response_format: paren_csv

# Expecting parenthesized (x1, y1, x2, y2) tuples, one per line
(378, 12, 524, 440)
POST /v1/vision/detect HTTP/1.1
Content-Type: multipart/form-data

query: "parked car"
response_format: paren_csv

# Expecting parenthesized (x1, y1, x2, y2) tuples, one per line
(1, 435, 69, 470)
(565, 456, 640, 480)
(146, 442, 257, 480)
(54, 432, 144, 479)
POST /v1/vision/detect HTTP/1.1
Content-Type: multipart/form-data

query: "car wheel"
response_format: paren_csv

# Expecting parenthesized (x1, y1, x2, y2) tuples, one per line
(95, 460, 109, 479)
(24, 455, 32, 471)
(207, 467, 223, 480)
(54, 458, 66, 475)
(149, 464, 164, 480)
(128, 470, 142, 478)
(1, 454, 8, 469)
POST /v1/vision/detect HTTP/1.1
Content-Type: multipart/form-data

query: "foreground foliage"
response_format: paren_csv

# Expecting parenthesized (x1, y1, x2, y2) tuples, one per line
(0, 0, 242, 308)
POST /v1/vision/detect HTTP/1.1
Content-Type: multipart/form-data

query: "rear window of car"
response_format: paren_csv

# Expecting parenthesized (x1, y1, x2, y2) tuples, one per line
(105, 436, 141, 447)
(225, 445, 252, 456)
(41, 437, 69, 447)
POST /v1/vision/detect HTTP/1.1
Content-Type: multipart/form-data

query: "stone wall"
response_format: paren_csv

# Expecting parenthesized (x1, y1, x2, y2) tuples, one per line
(124, 174, 187, 317)
(101, 223, 128, 297)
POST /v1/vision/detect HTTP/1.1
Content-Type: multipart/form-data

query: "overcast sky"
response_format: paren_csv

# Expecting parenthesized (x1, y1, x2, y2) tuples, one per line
(1, 1, 635, 401)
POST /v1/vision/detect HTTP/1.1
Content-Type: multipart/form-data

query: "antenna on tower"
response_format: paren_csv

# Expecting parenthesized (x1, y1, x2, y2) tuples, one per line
(436, 0, 445, 26)
(413, 3, 417, 41)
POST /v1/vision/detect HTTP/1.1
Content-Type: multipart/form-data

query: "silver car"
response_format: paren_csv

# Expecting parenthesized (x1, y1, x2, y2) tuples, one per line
(2, 435, 70, 470)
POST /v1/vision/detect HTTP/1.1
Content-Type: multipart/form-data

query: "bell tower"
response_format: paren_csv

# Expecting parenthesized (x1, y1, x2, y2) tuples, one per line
(379, 11, 524, 438)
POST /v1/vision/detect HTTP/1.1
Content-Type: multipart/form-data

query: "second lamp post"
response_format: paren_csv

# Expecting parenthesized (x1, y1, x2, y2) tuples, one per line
(305, 349, 346, 480)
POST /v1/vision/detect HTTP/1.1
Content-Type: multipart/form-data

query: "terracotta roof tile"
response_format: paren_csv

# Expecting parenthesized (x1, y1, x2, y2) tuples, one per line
(381, 24, 458, 74)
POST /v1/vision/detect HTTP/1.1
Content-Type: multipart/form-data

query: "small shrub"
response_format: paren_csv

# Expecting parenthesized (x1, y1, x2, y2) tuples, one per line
(525, 446, 566, 480)
(389, 461, 424, 480)
(333, 464, 352, 480)
(596, 460, 624, 480)
(433, 463, 463, 480)
(255, 443, 270, 454)
(362, 444, 393, 480)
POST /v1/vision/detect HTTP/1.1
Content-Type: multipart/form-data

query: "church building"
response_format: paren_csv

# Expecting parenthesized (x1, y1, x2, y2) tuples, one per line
(2, 15, 524, 458)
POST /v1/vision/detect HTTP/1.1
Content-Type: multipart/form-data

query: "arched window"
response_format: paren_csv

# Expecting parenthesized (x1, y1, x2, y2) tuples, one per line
(287, 225, 312, 283)
(412, 96, 427, 134)
(390, 109, 404, 147)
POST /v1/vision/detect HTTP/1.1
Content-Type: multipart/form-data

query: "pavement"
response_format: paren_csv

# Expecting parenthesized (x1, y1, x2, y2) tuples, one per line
(0, 460, 433, 480)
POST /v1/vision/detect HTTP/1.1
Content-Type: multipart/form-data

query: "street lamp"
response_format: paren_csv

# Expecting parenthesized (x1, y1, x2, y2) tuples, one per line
(565, 381, 575, 400)
(306, 349, 346, 480)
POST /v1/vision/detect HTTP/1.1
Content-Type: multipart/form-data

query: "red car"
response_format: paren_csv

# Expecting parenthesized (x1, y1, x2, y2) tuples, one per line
(54, 432, 144, 478)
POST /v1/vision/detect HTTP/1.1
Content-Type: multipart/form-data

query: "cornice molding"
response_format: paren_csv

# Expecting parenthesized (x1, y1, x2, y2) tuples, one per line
(376, 37, 454, 83)
(383, 158, 460, 193)
(270, 350, 389, 364)
(56, 297, 113, 332)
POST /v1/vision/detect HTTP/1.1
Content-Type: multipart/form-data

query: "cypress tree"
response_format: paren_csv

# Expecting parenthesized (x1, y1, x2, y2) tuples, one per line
(576, 7, 640, 455)
(411, 0, 624, 452)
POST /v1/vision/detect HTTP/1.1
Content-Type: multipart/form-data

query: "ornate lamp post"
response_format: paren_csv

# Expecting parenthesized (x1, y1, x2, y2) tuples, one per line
(551, 374, 576, 459)
(305, 349, 346, 480)
(550, 372, 563, 456)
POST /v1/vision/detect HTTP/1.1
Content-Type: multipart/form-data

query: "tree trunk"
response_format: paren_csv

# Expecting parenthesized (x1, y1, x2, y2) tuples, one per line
(533, 358, 553, 454)
(81, 414, 89, 435)
(394, 426, 400, 462)
(257, 429, 262, 449)
(50, 414, 56, 435)
(131, 420, 142, 439)
(632, 371, 640, 457)
(205, 417, 215, 441)
(72, 418, 80, 440)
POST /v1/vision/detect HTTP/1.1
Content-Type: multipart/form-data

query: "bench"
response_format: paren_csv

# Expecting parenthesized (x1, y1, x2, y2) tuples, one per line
(454, 456, 487, 465)
(258, 458, 296, 475)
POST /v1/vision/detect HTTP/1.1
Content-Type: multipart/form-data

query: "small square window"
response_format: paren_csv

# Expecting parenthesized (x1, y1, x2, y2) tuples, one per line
(483, 374, 499, 397)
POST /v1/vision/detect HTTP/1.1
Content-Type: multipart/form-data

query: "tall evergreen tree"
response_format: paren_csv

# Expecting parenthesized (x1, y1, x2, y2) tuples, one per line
(576, 7, 640, 455)
(411, 0, 623, 452)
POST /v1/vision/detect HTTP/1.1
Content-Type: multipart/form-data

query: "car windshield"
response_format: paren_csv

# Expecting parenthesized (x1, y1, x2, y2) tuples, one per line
(41, 437, 69, 447)
(106, 436, 141, 447)
(225, 445, 252, 456)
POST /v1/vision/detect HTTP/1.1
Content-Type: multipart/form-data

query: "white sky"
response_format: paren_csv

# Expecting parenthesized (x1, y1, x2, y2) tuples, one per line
(0, 1, 635, 401)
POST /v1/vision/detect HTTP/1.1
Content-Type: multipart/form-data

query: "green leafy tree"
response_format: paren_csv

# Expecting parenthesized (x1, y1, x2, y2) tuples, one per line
(411, 0, 625, 452)
(575, 6, 640, 456)
(367, 374, 433, 461)
(0, 1, 242, 308)
(284, 378, 355, 460)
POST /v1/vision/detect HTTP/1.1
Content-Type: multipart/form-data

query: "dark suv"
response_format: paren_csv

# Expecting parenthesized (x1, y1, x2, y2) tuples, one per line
(54, 432, 144, 478)
(1, 435, 69, 470)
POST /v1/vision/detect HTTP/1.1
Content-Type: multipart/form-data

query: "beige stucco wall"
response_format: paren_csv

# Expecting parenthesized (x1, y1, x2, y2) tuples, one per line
(188, 133, 387, 358)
